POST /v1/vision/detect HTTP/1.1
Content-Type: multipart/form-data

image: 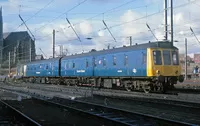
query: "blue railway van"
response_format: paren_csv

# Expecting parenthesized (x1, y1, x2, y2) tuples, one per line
(25, 58, 60, 77)
(17, 41, 184, 93)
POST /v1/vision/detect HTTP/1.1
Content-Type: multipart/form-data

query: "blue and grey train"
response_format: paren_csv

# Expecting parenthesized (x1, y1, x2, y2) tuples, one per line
(17, 41, 184, 93)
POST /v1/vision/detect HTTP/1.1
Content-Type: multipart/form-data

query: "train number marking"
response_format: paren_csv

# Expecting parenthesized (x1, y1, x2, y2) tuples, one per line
(117, 70, 122, 73)
(77, 70, 85, 73)
(36, 72, 40, 74)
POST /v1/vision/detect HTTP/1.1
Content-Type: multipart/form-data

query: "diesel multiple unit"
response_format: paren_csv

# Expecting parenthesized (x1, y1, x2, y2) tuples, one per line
(17, 41, 184, 93)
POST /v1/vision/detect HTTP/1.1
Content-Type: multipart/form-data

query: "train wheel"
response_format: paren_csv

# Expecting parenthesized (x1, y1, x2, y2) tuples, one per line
(124, 82, 133, 92)
(143, 85, 151, 93)
(156, 82, 166, 93)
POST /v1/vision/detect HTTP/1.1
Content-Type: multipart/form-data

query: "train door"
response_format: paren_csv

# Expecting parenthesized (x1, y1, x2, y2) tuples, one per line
(92, 57, 95, 76)
(124, 54, 128, 76)
(162, 49, 173, 76)
(51, 62, 54, 76)
(152, 49, 163, 75)
(147, 48, 162, 76)
(142, 51, 147, 76)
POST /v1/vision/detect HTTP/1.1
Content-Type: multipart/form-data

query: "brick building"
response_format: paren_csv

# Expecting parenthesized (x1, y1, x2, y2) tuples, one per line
(179, 54, 193, 64)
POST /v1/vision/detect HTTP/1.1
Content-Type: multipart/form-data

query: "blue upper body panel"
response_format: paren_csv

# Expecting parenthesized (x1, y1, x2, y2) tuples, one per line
(18, 41, 177, 78)
(61, 48, 147, 77)
(61, 56, 93, 77)
(94, 49, 147, 77)
(25, 58, 60, 77)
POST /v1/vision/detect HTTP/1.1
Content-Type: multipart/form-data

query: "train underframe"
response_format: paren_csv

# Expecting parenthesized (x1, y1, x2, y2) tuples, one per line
(21, 75, 184, 93)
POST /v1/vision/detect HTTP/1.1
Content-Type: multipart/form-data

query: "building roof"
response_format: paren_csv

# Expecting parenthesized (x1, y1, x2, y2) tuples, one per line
(3, 31, 32, 41)
(26, 57, 61, 65)
(3, 32, 10, 39)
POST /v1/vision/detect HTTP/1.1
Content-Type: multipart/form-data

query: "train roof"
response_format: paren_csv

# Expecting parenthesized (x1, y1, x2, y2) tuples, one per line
(20, 41, 178, 64)
(25, 57, 61, 65)
(62, 41, 178, 60)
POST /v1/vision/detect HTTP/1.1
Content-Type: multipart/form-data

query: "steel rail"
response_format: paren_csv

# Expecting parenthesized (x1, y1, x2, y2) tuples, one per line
(0, 99, 42, 126)
(1, 86, 197, 126)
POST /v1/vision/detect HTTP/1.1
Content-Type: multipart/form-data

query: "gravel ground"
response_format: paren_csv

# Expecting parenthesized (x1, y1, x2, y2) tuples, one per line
(1, 82, 200, 104)
(0, 90, 30, 100)
(0, 90, 32, 126)
(5, 99, 108, 126)
(0, 90, 119, 126)
(176, 80, 200, 89)
(1, 82, 200, 125)
(0, 102, 17, 126)
(78, 95, 200, 125)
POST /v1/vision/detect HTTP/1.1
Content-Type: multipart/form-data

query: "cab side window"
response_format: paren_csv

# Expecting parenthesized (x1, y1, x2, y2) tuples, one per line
(124, 55, 128, 66)
(172, 51, 179, 65)
(103, 57, 106, 66)
(113, 56, 116, 66)
(73, 62, 75, 68)
(153, 50, 162, 65)
(163, 50, 171, 65)
(142, 52, 146, 64)
(86, 59, 89, 68)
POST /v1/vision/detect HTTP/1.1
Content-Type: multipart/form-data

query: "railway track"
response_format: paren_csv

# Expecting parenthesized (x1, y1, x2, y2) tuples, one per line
(0, 87, 198, 126)
(0, 99, 41, 126)
(173, 88, 200, 94)
(77, 95, 200, 125)
(90, 95, 200, 115)
(8, 81, 200, 95)
(2, 82, 200, 105)
(4, 98, 129, 126)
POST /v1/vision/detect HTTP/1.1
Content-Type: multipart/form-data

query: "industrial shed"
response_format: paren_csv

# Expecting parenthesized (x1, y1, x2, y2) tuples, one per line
(2, 31, 36, 68)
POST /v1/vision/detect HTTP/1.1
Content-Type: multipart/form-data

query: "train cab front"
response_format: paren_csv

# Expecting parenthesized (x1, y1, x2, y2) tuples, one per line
(147, 48, 183, 92)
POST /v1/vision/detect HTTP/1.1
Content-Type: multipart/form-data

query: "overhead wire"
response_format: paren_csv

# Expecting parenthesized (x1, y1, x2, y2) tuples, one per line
(71, 0, 139, 26)
(21, 0, 55, 24)
(84, 0, 198, 39)
(1, 0, 57, 54)
(4, 0, 199, 58)
(35, 0, 88, 32)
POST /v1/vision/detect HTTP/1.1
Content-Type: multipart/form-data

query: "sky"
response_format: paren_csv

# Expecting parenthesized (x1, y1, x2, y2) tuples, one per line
(1, 0, 200, 58)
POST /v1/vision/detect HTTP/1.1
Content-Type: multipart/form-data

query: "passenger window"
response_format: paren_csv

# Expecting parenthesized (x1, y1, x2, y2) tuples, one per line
(86, 59, 89, 68)
(113, 56, 116, 66)
(73, 62, 75, 68)
(172, 51, 179, 65)
(65, 62, 68, 69)
(103, 57, 106, 66)
(163, 50, 171, 65)
(46, 65, 48, 69)
(124, 55, 128, 66)
(142, 53, 146, 64)
(153, 50, 162, 65)
(93, 58, 96, 67)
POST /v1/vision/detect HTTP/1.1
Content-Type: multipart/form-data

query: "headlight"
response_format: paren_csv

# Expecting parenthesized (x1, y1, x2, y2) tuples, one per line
(156, 70, 160, 75)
